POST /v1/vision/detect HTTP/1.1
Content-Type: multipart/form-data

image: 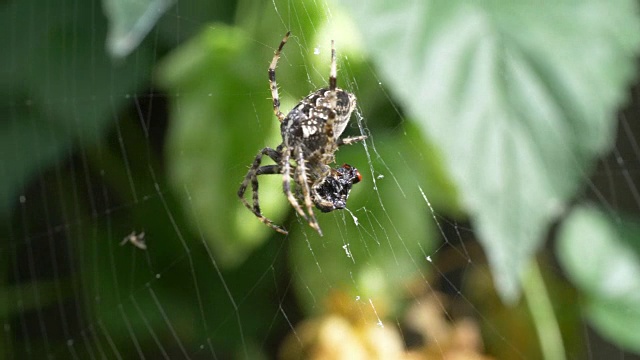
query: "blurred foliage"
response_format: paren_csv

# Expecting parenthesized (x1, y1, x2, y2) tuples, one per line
(342, 0, 640, 303)
(289, 132, 439, 317)
(158, 25, 290, 266)
(104, 0, 176, 58)
(0, 0, 152, 219)
(2, 0, 640, 359)
(465, 261, 583, 359)
(558, 206, 640, 354)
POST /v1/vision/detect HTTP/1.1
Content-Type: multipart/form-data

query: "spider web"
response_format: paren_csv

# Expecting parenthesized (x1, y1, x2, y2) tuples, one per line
(3, 0, 640, 359)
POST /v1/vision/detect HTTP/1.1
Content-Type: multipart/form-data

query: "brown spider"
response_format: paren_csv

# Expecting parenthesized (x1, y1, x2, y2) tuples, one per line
(237, 31, 367, 236)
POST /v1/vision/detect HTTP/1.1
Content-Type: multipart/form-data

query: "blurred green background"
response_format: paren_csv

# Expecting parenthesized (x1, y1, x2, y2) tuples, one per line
(2, 0, 640, 359)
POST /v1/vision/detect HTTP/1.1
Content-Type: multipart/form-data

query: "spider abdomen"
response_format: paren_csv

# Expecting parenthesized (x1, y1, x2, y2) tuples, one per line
(281, 88, 357, 154)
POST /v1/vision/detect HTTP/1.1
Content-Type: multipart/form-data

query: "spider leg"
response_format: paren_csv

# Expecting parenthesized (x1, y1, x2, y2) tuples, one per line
(257, 165, 279, 175)
(338, 135, 368, 146)
(282, 146, 309, 221)
(329, 39, 337, 91)
(295, 148, 323, 236)
(251, 165, 281, 214)
(238, 148, 288, 235)
(238, 147, 280, 211)
(269, 31, 291, 123)
(323, 40, 339, 154)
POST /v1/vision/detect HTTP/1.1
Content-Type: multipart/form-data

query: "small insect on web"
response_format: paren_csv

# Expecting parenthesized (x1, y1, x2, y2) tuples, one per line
(120, 231, 146, 250)
(238, 31, 367, 236)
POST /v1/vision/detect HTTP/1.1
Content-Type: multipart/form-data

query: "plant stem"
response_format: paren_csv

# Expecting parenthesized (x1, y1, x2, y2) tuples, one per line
(523, 259, 566, 360)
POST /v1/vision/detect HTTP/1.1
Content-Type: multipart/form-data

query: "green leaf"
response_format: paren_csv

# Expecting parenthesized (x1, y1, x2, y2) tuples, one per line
(103, 0, 175, 58)
(586, 298, 640, 354)
(557, 206, 640, 354)
(158, 26, 289, 267)
(342, 0, 640, 302)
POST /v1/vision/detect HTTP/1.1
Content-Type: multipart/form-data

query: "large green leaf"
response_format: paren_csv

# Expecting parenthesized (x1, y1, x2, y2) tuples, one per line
(557, 206, 640, 354)
(342, 0, 640, 301)
(103, 0, 175, 58)
(158, 26, 290, 267)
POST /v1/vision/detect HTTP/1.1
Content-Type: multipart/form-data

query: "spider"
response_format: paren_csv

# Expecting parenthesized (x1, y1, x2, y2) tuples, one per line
(238, 31, 367, 236)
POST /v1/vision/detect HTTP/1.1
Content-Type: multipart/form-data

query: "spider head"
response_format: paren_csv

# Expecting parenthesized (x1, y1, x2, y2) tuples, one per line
(314, 164, 362, 213)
